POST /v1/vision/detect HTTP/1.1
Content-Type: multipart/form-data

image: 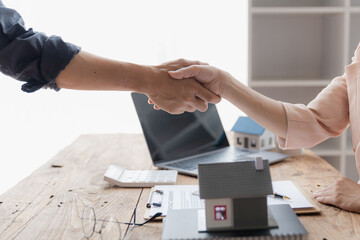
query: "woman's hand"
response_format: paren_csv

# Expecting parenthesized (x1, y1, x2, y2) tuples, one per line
(168, 65, 227, 97)
(314, 177, 360, 213)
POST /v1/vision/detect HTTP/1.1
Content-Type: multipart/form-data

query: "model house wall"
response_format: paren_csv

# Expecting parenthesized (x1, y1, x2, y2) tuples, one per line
(234, 131, 275, 150)
(232, 197, 268, 229)
(205, 198, 233, 230)
(232, 116, 275, 151)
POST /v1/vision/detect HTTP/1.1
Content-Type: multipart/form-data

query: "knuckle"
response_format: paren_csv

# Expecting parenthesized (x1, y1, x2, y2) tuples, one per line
(170, 103, 184, 115)
(168, 106, 177, 114)
(177, 58, 186, 64)
(202, 103, 208, 112)
(196, 102, 207, 112)
(197, 108, 205, 113)
(177, 109, 185, 114)
(209, 94, 220, 103)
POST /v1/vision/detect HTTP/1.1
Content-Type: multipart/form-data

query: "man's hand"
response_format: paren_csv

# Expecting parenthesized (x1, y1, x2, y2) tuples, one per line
(313, 177, 360, 213)
(145, 59, 221, 114)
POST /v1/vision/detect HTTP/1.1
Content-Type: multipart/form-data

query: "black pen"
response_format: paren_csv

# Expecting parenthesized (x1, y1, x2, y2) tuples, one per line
(273, 192, 291, 200)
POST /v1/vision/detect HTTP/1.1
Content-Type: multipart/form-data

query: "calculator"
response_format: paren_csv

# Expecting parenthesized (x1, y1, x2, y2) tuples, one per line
(103, 165, 178, 187)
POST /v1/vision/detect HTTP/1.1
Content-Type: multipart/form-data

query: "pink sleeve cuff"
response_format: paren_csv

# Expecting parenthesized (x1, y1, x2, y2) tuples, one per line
(276, 102, 332, 150)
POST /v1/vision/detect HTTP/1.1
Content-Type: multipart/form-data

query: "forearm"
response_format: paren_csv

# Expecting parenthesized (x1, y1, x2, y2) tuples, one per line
(56, 51, 152, 93)
(221, 72, 287, 139)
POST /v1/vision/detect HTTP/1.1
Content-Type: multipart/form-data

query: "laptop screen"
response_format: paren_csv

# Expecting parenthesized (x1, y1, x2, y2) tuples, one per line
(132, 93, 229, 164)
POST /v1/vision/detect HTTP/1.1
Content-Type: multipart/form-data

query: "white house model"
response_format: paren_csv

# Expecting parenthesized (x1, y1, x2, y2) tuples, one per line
(232, 116, 275, 151)
(198, 159, 273, 231)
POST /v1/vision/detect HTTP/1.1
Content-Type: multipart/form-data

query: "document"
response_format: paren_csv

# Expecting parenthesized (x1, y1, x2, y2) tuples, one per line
(147, 185, 204, 218)
(268, 181, 313, 208)
(268, 180, 320, 213)
(146, 181, 319, 218)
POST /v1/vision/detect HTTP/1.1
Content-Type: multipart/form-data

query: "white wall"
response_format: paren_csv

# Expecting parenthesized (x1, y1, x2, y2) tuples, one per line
(0, 0, 248, 194)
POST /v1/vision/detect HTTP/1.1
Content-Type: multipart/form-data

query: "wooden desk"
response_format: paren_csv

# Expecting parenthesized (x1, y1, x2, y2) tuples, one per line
(1, 133, 360, 240)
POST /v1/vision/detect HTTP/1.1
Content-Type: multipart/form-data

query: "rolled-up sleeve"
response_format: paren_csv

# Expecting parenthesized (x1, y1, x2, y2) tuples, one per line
(277, 74, 349, 149)
(0, 2, 80, 92)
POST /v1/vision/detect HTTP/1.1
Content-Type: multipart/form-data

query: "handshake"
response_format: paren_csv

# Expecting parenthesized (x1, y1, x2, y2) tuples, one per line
(144, 59, 231, 114)
(58, 52, 236, 115)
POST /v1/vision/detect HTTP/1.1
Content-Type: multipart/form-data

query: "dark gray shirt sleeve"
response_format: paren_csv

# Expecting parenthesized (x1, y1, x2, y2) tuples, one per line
(0, 1, 81, 92)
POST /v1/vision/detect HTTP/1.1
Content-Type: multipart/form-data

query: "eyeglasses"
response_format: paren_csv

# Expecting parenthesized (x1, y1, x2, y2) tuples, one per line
(81, 205, 162, 240)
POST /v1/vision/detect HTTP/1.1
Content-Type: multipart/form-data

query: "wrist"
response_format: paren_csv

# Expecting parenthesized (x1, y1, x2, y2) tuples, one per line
(124, 63, 156, 94)
(138, 65, 163, 95)
(221, 71, 238, 99)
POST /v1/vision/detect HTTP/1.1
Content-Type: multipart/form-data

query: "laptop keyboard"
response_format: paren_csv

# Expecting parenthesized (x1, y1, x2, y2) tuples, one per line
(166, 151, 254, 170)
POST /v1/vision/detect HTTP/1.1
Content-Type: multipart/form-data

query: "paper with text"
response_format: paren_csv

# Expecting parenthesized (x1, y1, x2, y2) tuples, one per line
(268, 181, 313, 209)
(148, 185, 204, 217)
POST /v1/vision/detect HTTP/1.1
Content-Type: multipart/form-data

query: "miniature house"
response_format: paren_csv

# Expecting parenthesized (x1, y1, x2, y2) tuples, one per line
(198, 159, 273, 231)
(232, 116, 275, 151)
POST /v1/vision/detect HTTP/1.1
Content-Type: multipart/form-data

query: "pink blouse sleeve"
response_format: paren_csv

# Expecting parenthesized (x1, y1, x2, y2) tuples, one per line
(277, 74, 349, 149)
(277, 42, 360, 150)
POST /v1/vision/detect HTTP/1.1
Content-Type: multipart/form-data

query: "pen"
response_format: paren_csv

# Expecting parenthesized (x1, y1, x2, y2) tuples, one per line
(273, 192, 291, 200)
(192, 190, 199, 196)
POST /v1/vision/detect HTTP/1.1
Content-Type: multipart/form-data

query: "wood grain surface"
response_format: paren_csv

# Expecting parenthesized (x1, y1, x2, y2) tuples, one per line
(0, 133, 359, 240)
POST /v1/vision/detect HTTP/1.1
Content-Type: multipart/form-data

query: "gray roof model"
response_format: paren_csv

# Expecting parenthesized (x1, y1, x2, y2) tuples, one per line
(198, 161, 273, 199)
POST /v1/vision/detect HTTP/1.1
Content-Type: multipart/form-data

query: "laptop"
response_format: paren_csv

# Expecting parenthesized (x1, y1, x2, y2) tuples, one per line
(131, 92, 289, 176)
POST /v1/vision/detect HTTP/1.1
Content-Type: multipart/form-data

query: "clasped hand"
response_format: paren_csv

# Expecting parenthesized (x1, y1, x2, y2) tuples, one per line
(146, 60, 226, 114)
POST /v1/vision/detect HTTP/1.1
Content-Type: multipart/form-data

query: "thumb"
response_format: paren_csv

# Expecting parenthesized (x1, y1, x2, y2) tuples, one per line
(169, 65, 202, 80)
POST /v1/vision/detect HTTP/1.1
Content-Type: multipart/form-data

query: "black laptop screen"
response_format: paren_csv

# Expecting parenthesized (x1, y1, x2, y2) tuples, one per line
(132, 93, 229, 164)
